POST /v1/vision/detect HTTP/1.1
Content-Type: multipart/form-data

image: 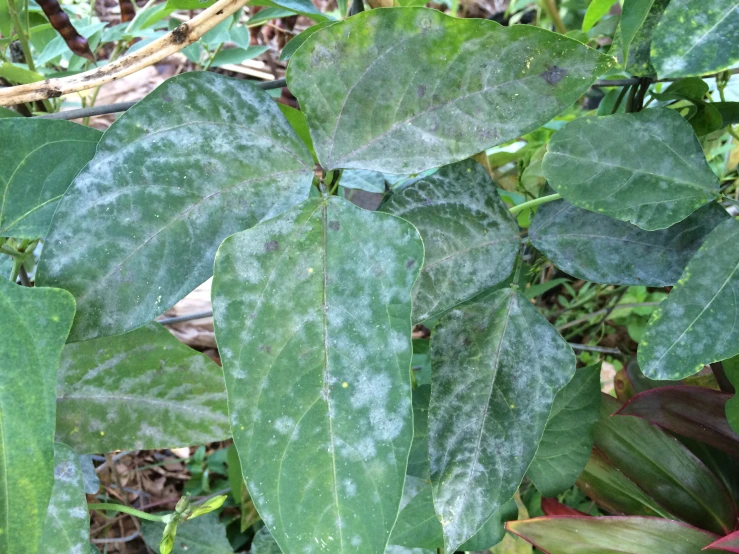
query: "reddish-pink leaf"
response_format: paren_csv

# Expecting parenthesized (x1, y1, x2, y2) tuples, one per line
(541, 497, 587, 517)
(616, 386, 739, 458)
(706, 530, 739, 552)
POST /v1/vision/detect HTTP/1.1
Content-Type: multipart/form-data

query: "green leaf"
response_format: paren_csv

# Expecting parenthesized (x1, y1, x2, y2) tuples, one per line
(594, 394, 736, 534)
(56, 322, 229, 453)
(212, 197, 423, 554)
(526, 364, 601, 497)
(507, 515, 719, 554)
(529, 199, 729, 286)
(288, 7, 612, 174)
(278, 104, 317, 162)
(252, 526, 283, 554)
(0, 0, 10, 37)
(582, 0, 616, 32)
(0, 279, 75, 554)
(428, 289, 575, 550)
(714, 102, 739, 126)
(252, 0, 330, 21)
(724, 355, 739, 435)
(165, 0, 214, 9)
(247, 7, 297, 26)
(0, 119, 100, 239)
(576, 448, 674, 518)
(339, 169, 387, 193)
(37, 71, 314, 342)
(651, 0, 739, 78)
(209, 46, 269, 67)
(141, 514, 233, 554)
(620, 0, 655, 63)
(639, 219, 739, 380)
(381, 159, 520, 323)
(0, 107, 21, 118)
(40, 443, 90, 554)
(407, 385, 430, 479)
(279, 21, 334, 61)
(543, 108, 720, 230)
(0, 61, 44, 84)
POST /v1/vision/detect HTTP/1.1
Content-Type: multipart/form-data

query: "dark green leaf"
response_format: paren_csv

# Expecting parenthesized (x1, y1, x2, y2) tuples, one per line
(0, 279, 75, 554)
(40, 443, 90, 554)
(429, 289, 575, 550)
(543, 108, 720, 230)
(651, 0, 739, 78)
(288, 7, 612, 174)
(0, 106, 21, 118)
(507, 515, 719, 554)
(724, 355, 739, 435)
(619, 0, 670, 77)
(715, 102, 739, 126)
(651, 78, 709, 102)
(529, 200, 729, 286)
(620, 0, 655, 63)
(252, 526, 283, 554)
(252, 0, 330, 21)
(527, 364, 601, 497)
(38, 72, 314, 342)
(0, 119, 100, 239)
(141, 514, 233, 553)
(381, 159, 520, 323)
(340, 169, 387, 193)
(576, 448, 674, 518)
(279, 21, 334, 61)
(408, 385, 430, 479)
(209, 46, 269, 67)
(639, 219, 739, 380)
(56, 322, 229, 453)
(593, 394, 736, 534)
(212, 197, 423, 554)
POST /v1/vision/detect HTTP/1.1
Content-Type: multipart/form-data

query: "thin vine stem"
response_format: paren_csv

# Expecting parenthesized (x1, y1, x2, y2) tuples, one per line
(89, 503, 171, 522)
(6, 0, 35, 72)
(509, 193, 561, 214)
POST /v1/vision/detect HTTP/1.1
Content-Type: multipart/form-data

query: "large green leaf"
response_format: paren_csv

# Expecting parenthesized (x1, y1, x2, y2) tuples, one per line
(543, 108, 720, 231)
(288, 7, 612, 174)
(0, 279, 75, 554)
(428, 289, 575, 550)
(381, 159, 520, 323)
(40, 443, 90, 554)
(507, 516, 719, 554)
(529, 199, 729, 286)
(37, 71, 314, 342)
(639, 219, 739, 380)
(594, 394, 736, 534)
(141, 514, 233, 554)
(620, 0, 655, 64)
(56, 322, 229, 453)
(0, 119, 100, 239)
(526, 364, 601, 497)
(407, 385, 430, 479)
(212, 197, 423, 554)
(651, 0, 739, 78)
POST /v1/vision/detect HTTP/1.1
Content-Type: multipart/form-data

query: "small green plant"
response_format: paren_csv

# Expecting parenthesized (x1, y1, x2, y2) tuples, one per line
(1, 1, 739, 553)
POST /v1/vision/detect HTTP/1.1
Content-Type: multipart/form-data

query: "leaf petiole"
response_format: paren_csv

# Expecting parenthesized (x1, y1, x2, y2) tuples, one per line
(88, 503, 172, 522)
(509, 193, 561, 215)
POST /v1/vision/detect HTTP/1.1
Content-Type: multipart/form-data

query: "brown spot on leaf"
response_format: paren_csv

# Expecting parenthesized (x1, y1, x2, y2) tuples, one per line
(328, 220, 340, 231)
(405, 258, 416, 269)
(264, 240, 279, 252)
(417, 85, 426, 98)
(540, 66, 567, 85)
(259, 344, 272, 354)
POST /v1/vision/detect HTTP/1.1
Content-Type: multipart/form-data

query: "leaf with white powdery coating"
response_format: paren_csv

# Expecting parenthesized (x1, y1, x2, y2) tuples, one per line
(37, 71, 314, 342)
(288, 7, 612, 174)
(40, 443, 91, 554)
(381, 159, 520, 323)
(639, 218, 739, 380)
(526, 364, 601, 497)
(0, 279, 75, 554)
(0, 119, 100, 239)
(429, 288, 576, 551)
(543, 108, 720, 230)
(212, 196, 424, 554)
(56, 322, 229, 453)
(529, 199, 729, 286)
(651, 0, 739, 78)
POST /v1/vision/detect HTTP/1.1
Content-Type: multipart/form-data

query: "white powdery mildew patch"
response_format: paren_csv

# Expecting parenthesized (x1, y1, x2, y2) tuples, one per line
(429, 289, 575, 549)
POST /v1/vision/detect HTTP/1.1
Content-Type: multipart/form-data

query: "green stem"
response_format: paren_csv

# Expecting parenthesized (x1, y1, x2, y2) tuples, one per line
(6, 0, 35, 72)
(0, 244, 23, 258)
(541, 0, 567, 34)
(509, 193, 561, 214)
(89, 503, 171, 523)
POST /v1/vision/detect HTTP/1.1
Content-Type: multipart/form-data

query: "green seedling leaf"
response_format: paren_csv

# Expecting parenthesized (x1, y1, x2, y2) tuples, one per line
(507, 515, 719, 554)
(529, 200, 729, 286)
(212, 197, 424, 554)
(527, 364, 601, 497)
(38, 72, 314, 342)
(639, 219, 739, 380)
(55, 322, 229, 453)
(0, 119, 100, 239)
(0, 279, 75, 554)
(543, 108, 720, 230)
(40, 443, 90, 554)
(381, 159, 520, 323)
(429, 289, 575, 550)
(651, 0, 739, 78)
(288, 7, 612, 174)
